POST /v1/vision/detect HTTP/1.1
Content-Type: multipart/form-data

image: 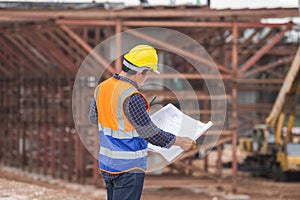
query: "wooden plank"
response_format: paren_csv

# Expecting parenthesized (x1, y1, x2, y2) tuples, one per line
(266, 46, 300, 126)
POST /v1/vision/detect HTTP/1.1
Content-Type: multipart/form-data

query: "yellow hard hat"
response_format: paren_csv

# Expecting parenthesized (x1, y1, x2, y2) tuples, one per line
(123, 45, 160, 74)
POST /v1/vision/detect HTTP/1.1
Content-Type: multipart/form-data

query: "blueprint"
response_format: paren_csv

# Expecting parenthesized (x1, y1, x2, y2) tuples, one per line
(148, 103, 213, 162)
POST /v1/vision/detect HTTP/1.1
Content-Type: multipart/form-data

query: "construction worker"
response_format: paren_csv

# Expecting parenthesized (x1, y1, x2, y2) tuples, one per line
(89, 45, 195, 200)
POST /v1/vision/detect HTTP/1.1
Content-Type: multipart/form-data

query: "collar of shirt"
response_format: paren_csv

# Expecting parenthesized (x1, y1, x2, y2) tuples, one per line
(113, 73, 138, 89)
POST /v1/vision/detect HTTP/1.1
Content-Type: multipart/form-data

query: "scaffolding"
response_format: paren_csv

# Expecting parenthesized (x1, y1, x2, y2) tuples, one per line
(0, 3, 299, 191)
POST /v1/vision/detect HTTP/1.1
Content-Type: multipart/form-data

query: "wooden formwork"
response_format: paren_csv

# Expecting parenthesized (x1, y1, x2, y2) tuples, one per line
(0, 4, 299, 191)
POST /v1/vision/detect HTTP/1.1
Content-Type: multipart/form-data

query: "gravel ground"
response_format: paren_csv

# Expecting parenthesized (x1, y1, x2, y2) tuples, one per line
(0, 167, 106, 200)
(0, 167, 300, 200)
(0, 177, 82, 200)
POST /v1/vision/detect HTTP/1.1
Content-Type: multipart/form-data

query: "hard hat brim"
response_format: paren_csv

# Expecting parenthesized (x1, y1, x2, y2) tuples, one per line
(153, 68, 160, 74)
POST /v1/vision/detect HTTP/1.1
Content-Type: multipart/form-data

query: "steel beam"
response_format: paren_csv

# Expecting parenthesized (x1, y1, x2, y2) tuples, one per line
(237, 22, 293, 28)
(0, 63, 12, 77)
(60, 25, 115, 75)
(56, 19, 116, 26)
(237, 78, 283, 84)
(115, 19, 122, 73)
(239, 29, 277, 65)
(48, 28, 98, 75)
(149, 73, 231, 79)
(231, 22, 238, 192)
(243, 56, 293, 78)
(20, 32, 71, 75)
(0, 51, 19, 75)
(0, 37, 37, 74)
(56, 19, 294, 29)
(1, 8, 296, 19)
(124, 27, 232, 74)
(142, 90, 229, 100)
(3, 34, 51, 75)
(237, 85, 281, 91)
(15, 34, 52, 70)
(238, 28, 290, 76)
(238, 29, 261, 51)
(32, 32, 78, 75)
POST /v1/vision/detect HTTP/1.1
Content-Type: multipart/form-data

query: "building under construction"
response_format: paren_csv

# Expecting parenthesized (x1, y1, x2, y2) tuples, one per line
(0, 1, 299, 193)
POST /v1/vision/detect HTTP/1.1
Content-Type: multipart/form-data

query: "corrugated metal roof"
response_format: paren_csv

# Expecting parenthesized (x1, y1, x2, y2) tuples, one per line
(0, 2, 297, 12)
(0, 1, 124, 10)
(0, 3, 298, 21)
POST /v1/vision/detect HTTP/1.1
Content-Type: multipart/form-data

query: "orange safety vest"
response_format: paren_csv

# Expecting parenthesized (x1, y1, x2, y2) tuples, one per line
(94, 77, 149, 174)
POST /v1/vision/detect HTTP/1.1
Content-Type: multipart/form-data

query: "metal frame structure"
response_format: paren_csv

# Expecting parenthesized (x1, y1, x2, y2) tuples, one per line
(0, 4, 299, 191)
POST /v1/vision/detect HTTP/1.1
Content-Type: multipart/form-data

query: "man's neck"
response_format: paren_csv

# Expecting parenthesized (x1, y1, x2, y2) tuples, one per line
(119, 71, 136, 82)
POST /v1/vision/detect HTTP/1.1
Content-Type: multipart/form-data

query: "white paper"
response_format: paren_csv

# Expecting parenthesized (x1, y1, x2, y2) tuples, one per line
(148, 104, 213, 162)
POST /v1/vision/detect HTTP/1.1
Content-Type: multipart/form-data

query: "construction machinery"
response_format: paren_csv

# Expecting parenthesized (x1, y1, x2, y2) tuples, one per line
(240, 46, 300, 181)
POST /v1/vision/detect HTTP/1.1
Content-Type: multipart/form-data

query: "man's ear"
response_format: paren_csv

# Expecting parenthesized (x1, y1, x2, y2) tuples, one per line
(136, 72, 143, 77)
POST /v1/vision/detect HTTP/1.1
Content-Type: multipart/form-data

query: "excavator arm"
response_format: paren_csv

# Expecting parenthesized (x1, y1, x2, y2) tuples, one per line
(266, 46, 300, 144)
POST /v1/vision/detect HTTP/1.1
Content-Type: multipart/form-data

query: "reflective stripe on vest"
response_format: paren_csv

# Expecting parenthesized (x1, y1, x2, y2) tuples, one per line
(98, 124, 140, 139)
(99, 147, 147, 160)
(117, 87, 135, 132)
(95, 78, 149, 173)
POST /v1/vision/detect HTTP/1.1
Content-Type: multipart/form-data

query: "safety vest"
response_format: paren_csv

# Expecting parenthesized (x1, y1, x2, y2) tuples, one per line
(94, 77, 150, 174)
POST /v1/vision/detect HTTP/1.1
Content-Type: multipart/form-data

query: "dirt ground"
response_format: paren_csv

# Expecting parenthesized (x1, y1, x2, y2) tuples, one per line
(0, 167, 300, 200)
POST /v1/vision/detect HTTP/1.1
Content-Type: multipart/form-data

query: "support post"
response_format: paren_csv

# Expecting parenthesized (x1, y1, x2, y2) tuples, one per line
(231, 22, 238, 192)
(115, 19, 122, 73)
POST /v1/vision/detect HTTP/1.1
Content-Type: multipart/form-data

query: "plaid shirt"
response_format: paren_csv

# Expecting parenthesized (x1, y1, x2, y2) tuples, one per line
(89, 74, 176, 181)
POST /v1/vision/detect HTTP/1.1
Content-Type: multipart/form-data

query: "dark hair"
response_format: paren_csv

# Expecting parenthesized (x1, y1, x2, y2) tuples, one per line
(122, 63, 149, 75)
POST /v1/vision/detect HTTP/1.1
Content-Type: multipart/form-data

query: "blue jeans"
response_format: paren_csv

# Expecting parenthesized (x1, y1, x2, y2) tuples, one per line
(104, 171, 145, 200)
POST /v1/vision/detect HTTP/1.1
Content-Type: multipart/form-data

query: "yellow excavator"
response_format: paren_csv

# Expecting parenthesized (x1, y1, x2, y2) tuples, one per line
(240, 46, 300, 181)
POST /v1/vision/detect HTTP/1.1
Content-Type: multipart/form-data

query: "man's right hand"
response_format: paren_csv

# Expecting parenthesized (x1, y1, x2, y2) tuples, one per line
(174, 136, 196, 151)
